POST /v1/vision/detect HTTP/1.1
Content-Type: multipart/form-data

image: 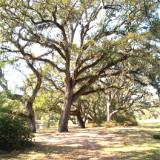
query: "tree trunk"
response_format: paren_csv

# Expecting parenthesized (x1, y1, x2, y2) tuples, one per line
(58, 96, 72, 132)
(26, 102, 36, 133)
(77, 110, 85, 128)
(58, 78, 73, 132)
(106, 91, 111, 122)
(106, 102, 111, 122)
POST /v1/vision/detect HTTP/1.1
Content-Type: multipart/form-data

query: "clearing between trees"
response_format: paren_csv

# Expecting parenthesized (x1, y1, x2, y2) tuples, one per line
(1, 123, 160, 160)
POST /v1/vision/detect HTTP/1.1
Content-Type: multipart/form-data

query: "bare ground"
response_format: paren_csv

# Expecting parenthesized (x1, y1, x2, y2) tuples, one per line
(0, 125, 160, 160)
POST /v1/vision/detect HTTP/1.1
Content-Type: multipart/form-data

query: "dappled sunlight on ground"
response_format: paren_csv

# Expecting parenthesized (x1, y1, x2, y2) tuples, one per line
(0, 125, 160, 160)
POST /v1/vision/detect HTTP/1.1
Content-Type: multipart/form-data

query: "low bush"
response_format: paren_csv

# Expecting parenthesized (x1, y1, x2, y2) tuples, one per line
(103, 121, 117, 128)
(0, 114, 33, 151)
(89, 122, 101, 128)
(113, 112, 138, 126)
(153, 133, 160, 140)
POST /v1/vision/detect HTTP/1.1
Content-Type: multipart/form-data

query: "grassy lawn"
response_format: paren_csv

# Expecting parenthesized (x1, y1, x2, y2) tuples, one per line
(0, 122, 160, 160)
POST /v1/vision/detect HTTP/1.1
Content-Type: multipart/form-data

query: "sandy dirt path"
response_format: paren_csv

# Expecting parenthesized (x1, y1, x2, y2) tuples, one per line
(0, 126, 160, 160)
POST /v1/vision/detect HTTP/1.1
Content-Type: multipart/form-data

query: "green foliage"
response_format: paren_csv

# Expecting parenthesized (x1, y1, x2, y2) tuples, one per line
(150, 20, 160, 39)
(0, 92, 22, 114)
(0, 114, 33, 151)
(0, 0, 159, 132)
(153, 133, 160, 140)
(113, 112, 138, 126)
(0, 93, 32, 151)
(79, 93, 106, 125)
(34, 89, 62, 121)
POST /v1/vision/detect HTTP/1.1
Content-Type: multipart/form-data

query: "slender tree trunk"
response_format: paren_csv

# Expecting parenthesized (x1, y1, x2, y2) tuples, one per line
(26, 102, 36, 133)
(106, 91, 111, 122)
(58, 78, 73, 132)
(106, 102, 111, 122)
(77, 110, 85, 128)
(109, 111, 116, 121)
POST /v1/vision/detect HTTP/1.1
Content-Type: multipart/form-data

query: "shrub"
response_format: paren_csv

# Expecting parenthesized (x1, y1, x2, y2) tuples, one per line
(153, 133, 160, 140)
(0, 114, 33, 151)
(89, 122, 101, 128)
(113, 112, 138, 126)
(103, 121, 117, 128)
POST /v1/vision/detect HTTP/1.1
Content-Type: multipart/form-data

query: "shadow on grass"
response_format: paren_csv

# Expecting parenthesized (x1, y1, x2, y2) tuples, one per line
(2, 142, 160, 160)
(1, 125, 160, 160)
(118, 148, 160, 160)
(0, 142, 106, 160)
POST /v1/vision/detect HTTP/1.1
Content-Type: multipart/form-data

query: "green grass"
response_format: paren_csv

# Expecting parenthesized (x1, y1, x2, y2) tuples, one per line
(139, 122, 160, 128)
(0, 122, 160, 160)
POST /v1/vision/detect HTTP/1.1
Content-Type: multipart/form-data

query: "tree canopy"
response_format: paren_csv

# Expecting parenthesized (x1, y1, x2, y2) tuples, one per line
(0, 0, 159, 132)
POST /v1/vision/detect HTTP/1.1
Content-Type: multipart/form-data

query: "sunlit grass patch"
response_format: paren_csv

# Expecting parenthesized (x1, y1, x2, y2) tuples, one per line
(0, 122, 160, 160)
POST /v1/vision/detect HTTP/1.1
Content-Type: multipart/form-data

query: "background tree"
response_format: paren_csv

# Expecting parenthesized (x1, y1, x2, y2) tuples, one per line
(0, 61, 42, 132)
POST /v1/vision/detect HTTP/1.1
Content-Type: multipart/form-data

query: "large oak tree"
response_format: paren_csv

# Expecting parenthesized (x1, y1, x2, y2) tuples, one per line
(0, 0, 158, 132)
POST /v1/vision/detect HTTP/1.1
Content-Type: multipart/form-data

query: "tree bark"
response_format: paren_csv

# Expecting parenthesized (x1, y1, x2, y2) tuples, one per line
(106, 102, 111, 122)
(26, 101, 36, 133)
(58, 78, 73, 132)
(77, 110, 85, 128)
(106, 91, 112, 122)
